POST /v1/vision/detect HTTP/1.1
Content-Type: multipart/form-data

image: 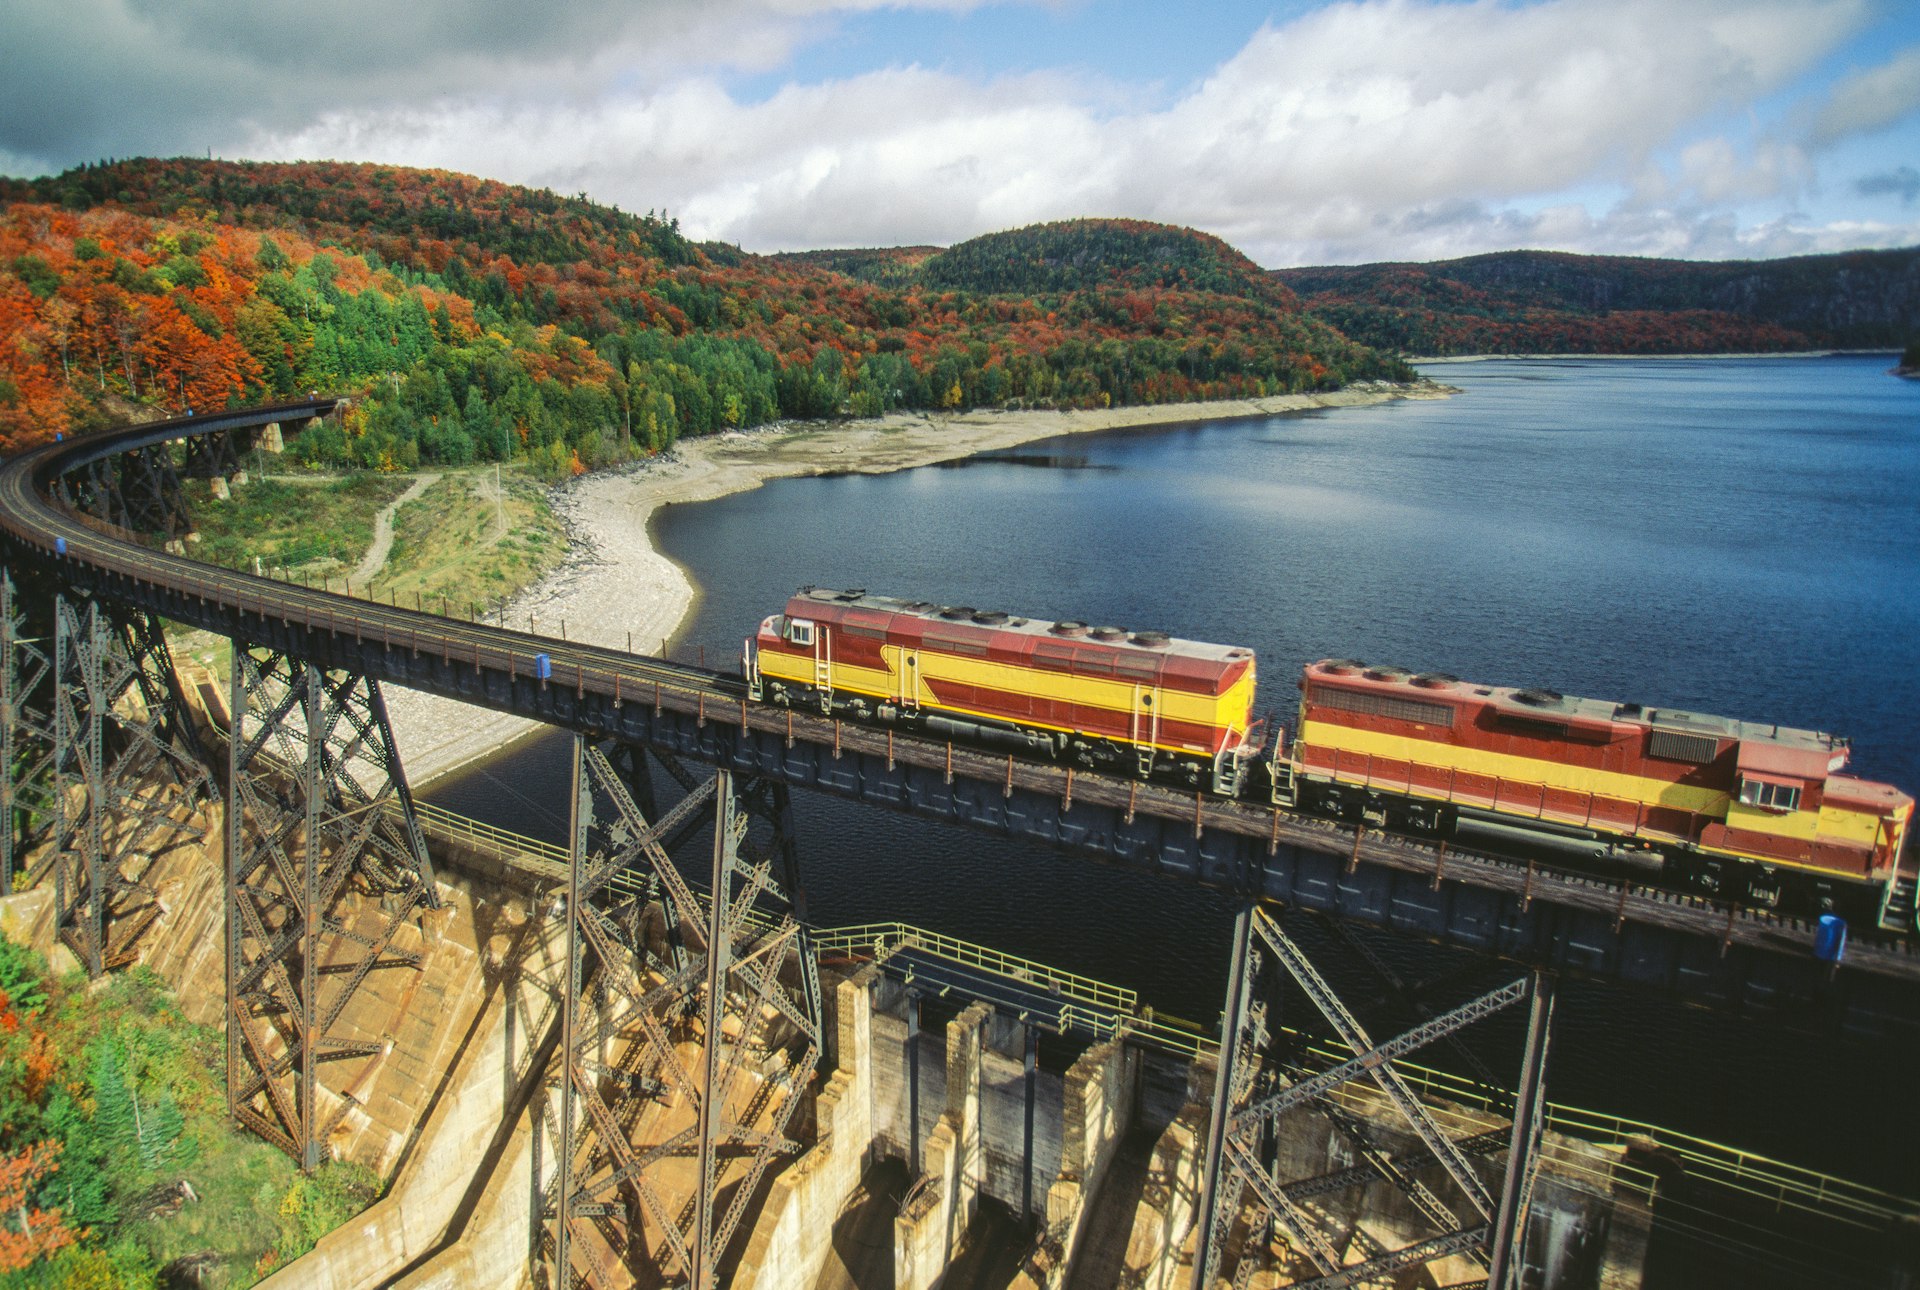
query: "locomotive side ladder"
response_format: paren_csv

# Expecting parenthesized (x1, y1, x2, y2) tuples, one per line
(813, 625, 833, 710)
(900, 650, 921, 714)
(1132, 682, 1162, 777)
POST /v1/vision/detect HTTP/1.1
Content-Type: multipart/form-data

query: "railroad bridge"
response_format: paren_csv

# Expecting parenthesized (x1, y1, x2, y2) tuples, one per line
(1, 400, 1913, 1289)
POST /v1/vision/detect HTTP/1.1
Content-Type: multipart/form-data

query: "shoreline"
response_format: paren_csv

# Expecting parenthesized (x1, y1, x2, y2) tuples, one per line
(382, 380, 1455, 786)
(1411, 348, 1899, 363)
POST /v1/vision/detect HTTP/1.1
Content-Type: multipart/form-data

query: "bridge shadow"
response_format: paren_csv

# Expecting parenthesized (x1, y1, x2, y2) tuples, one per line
(815, 1157, 908, 1290)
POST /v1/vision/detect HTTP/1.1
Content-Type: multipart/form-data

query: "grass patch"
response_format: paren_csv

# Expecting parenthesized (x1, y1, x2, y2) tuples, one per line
(374, 464, 570, 619)
(184, 474, 410, 577)
(165, 463, 570, 681)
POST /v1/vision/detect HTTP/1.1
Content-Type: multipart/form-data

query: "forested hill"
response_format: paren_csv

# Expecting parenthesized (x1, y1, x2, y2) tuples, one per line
(783, 219, 1292, 300)
(0, 160, 1409, 464)
(1273, 248, 1920, 355)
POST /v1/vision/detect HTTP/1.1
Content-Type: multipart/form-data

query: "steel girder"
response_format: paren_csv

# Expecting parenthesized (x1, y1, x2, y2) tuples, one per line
(1, 582, 214, 974)
(53, 443, 192, 539)
(58, 549, 1920, 1032)
(1193, 906, 1548, 1289)
(1486, 974, 1556, 1290)
(1, 568, 57, 896)
(540, 738, 822, 1290)
(224, 645, 437, 1170)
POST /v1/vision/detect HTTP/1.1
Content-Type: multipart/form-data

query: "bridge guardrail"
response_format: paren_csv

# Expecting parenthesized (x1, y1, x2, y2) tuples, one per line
(810, 922, 1137, 1015)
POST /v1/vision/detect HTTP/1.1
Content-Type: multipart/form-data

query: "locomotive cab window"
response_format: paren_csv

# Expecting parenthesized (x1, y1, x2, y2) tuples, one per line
(787, 619, 815, 646)
(1737, 777, 1801, 812)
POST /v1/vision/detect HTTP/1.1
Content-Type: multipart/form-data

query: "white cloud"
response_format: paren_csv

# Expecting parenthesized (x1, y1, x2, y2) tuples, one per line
(10, 0, 1905, 265)
(1814, 46, 1920, 142)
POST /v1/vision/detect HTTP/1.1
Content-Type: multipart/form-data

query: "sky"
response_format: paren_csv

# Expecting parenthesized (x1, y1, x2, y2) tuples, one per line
(2, 0, 1918, 267)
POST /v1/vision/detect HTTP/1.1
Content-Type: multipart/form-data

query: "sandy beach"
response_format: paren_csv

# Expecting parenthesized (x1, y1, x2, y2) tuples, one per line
(381, 380, 1453, 785)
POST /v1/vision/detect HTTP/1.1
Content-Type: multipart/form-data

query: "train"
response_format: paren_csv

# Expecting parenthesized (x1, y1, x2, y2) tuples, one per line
(744, 587, 1915, 930)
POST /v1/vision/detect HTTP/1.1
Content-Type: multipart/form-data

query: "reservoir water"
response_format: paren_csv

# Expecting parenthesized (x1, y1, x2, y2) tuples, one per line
(428, 355, 1920, 1192)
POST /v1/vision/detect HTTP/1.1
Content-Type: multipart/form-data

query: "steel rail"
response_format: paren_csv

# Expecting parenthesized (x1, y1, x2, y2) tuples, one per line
(3, 405, 1917, 986)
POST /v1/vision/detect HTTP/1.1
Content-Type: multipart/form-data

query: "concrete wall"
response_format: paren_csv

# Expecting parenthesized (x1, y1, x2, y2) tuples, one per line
(247, 850, 568, 1290)
(893, 1000, 991, 1290)
(1119, 1100, 1211, 1290)
(731, 966, 879, 1290)
(1034, 1037, 1139, 1284)
(977, 1013, 1064, 1221)
(871, 982, 950, 1168)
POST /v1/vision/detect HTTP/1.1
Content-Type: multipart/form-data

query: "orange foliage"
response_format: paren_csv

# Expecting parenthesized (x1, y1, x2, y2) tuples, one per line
(0, 1141, 76, 1271)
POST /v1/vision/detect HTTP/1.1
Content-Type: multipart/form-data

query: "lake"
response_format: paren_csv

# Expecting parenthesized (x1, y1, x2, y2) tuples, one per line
(428, 355, 1920, 1190)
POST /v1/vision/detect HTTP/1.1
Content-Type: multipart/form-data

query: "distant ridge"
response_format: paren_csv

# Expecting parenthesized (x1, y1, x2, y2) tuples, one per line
(1272, 248, 1920, 355)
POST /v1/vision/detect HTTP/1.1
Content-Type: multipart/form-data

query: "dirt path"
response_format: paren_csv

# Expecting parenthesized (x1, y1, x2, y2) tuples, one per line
(351, 473, 439, 586)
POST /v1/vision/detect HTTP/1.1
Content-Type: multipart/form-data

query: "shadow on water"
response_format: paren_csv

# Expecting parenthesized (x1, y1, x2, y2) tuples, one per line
(939, 451, 1117, 470)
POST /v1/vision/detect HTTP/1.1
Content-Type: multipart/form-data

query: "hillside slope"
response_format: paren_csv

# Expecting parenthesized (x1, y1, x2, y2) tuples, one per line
(0, 162, 1410, 458)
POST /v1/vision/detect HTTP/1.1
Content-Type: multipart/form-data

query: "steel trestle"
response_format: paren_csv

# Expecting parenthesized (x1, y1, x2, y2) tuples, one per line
(1193, 905, 1552, 1288)
(541, 738, 821, 1289)
(224, 644, 436, 1170)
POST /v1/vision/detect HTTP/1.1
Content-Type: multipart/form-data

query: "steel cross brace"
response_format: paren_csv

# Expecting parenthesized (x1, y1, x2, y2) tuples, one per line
(545, 739, 821, 1290)
(1288, 1224, 1492, 1290)
(1249, 911, 1499, 1219)
(40, 595, 209, 975)
(49, 443, 190, 539)
(1, 568, 56, 897)
(181, 425, 260, 480)
(1312, 911, 1503, 1092)
(1194, 904, 1530, 1289)
(224, 645, 435, 1171)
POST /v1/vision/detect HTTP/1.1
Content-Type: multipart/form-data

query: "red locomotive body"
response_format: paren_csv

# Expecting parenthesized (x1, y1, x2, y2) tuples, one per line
(1290, 660, 1914, 915)
(746, 588, 1265, 792)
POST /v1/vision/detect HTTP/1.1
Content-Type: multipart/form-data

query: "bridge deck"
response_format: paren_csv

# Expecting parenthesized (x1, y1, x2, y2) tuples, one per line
(3, 403, 1917, 1032)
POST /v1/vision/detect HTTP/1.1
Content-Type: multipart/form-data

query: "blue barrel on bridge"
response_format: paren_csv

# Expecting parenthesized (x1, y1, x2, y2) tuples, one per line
(534, 653, 552, 681)
(1813, 914, 1847, 964)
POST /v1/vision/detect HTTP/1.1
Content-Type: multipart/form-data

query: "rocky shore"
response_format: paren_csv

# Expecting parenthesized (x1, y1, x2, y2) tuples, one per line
(381, 381, 1454, 785)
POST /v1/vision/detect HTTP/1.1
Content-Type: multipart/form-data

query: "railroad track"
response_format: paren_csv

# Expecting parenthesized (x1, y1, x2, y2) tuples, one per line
(3, 403, 1916, 985)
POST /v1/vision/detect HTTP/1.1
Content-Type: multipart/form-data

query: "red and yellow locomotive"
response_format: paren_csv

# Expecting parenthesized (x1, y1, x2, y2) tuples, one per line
(1289, 660, 1913, 922)
(744, 588, 1914, 927)
(745, 587, 1267, 794)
